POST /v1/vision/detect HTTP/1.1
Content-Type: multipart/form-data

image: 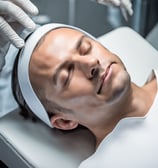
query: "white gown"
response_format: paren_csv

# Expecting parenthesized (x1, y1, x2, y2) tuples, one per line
(0, 29, 32, 117)
(79, 69, 158, 168)
(0, 45, 19, 117)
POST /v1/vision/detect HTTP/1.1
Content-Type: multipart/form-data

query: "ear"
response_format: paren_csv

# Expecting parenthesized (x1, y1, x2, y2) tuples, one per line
(50, 113, 78, 130)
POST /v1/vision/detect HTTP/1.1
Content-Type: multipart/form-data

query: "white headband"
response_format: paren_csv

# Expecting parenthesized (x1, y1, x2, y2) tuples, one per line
(17, 23, 96, 127)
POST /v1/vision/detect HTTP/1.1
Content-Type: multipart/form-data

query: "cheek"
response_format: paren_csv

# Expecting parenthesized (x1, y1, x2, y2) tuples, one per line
(112, 63, 129, 82)
(63, 95, 103, 114)
(113, 70, 130, 92)
(62, 75, 94, 98)
(59, 76, 103, 109)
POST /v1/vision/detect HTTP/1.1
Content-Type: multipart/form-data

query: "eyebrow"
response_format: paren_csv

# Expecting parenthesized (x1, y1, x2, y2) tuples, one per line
(52, 34, 87, 85)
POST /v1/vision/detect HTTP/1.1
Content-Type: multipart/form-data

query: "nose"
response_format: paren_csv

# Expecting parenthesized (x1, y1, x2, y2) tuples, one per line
(74, 55, 100, 79)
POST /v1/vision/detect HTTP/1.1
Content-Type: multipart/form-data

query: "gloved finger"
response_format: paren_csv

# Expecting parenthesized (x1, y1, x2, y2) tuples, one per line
(125, 3, 133, 16)
(0, 16, 24, 48)
(110, 0, 120, 6)
(0, 1, 36, 30)
(121, 0, 133, 15)
(120, 7, 128, 21)
(11, 0, 39, 15)
(96, 0, 120, 6)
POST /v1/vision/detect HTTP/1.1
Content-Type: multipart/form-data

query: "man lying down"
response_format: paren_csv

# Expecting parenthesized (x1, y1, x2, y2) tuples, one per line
(12, 23, 158, 168)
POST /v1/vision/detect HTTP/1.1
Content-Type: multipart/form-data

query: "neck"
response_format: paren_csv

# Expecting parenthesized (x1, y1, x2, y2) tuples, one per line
(93, 77, 157, 149)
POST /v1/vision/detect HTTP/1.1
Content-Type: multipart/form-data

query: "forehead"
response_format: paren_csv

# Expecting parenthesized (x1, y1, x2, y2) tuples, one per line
(42, 27, 84, 50)
(32, 27, 85, 62)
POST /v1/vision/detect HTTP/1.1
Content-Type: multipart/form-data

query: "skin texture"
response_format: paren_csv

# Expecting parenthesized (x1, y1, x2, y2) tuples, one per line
(29, 28, 157, 148)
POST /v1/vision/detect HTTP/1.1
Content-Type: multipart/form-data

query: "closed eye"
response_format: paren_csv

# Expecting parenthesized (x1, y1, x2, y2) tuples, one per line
(79, 40, 92, 56)
(53, 62, 74, 89)
(63, 63, 74, 88)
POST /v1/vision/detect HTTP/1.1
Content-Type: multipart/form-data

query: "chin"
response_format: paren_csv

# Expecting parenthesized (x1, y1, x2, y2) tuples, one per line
(107, 72, 131, 104)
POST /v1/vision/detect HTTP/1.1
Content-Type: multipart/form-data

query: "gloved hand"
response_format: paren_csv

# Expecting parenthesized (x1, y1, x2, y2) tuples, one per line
(0, 0, 39, 71)
(0, 0, 39, 48)
(93, 0, 133, 20)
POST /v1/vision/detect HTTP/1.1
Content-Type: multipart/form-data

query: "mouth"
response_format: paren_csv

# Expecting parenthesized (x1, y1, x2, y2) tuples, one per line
(97, 63, 114, 94)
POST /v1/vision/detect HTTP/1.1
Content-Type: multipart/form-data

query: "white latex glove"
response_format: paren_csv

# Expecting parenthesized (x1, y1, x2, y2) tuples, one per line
(0, 0, 39, 48)
(0, 0, 39, 71)
(93, 0, 133, 20)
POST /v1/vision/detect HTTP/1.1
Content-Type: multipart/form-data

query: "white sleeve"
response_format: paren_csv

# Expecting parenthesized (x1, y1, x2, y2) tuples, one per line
(0, 44, 19, 117)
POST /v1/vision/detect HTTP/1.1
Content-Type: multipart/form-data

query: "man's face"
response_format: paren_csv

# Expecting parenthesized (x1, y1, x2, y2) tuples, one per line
(29, 28, 131, 126)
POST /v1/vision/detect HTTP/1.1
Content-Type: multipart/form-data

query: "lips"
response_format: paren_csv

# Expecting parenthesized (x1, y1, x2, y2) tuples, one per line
(97, 63, 113, 94)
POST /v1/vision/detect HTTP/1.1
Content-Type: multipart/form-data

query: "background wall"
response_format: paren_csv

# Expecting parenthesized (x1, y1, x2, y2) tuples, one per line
(31, 0, 158, 37)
